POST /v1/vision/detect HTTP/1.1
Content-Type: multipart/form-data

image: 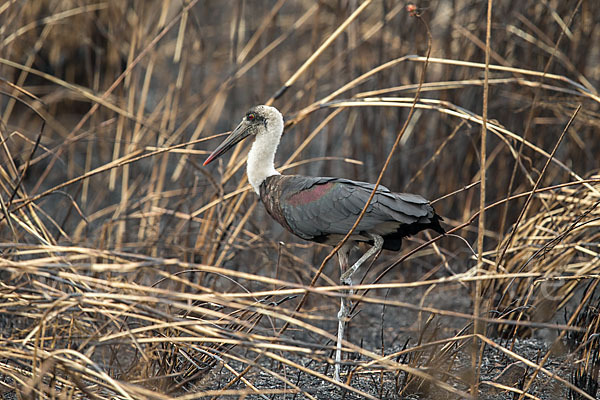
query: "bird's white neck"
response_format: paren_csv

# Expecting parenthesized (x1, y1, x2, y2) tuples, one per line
(247, 115, 283, 194)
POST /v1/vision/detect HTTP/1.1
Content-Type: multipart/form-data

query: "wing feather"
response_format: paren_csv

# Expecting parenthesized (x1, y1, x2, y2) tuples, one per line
(260, 175, 441, 242)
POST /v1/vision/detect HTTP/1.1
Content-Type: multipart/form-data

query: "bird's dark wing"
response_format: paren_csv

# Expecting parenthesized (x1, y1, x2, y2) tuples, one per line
(259, 175, 442, 244)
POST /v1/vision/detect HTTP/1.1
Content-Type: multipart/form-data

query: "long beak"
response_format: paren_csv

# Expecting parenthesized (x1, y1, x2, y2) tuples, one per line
(203, 121, 251, 166)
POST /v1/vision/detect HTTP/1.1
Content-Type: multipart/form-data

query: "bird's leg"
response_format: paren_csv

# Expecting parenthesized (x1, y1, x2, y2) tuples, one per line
(335, 242, 352, 383)
(335, 235, 384, 382)
(335, 299, 347, 382)
(340, 234, 384, 286)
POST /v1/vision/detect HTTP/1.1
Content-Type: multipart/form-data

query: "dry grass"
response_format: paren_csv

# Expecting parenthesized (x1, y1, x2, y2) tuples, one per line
(0, 0, 599, 398)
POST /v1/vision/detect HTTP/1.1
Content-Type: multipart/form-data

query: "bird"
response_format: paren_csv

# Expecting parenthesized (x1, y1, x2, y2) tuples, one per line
(204, 105, 444, 382)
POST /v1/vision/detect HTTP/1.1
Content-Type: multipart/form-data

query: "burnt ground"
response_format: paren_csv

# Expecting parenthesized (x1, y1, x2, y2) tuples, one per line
(199, 338, 571, 400)
(192, 279, 598, 400)
(1, 262, 597, 399)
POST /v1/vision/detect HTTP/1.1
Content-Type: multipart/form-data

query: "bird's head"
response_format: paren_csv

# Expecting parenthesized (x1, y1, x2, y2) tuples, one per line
(203, 105, 283, 166)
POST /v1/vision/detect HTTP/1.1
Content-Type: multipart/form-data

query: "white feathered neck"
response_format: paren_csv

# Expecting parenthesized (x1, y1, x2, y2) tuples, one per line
(247, 106, 283, 194)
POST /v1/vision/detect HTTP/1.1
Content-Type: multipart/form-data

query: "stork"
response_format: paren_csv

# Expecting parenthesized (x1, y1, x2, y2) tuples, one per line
(204, 105, 444, 382)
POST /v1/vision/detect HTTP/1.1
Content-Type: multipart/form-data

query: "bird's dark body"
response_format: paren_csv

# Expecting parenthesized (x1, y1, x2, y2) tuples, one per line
(206, 105, 446, 382)
(259, 175, 444, 251)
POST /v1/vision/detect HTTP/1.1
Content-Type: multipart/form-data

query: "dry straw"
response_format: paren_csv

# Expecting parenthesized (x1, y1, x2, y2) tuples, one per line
(0, 1, 599, 399)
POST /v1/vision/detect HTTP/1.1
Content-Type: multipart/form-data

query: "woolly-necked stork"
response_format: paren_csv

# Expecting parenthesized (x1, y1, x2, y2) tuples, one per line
(204, 105, 444, 382)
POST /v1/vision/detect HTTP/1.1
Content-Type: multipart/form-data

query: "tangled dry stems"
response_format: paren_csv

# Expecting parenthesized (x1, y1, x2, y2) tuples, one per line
(0, 0, 599, 399)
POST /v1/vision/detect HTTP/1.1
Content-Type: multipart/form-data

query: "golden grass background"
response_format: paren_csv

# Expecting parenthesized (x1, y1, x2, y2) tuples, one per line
(0, 0, 599, 398)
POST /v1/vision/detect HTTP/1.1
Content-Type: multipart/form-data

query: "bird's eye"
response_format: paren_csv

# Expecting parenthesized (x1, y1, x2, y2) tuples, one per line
(247, 113, 255, 121)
